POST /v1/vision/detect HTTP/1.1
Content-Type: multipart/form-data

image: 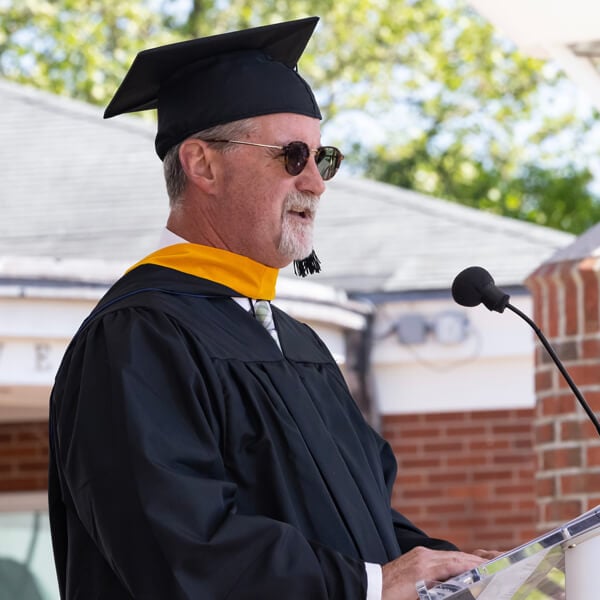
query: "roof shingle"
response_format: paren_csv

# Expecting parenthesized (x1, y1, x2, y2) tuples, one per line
(1, 78, 574, 293)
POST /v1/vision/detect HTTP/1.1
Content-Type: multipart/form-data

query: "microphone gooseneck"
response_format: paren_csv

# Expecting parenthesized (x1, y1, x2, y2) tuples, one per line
(452, 266, 600, 438)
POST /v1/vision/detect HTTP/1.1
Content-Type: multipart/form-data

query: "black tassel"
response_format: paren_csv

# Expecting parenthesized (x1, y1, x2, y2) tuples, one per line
(293, 250, 321, 277)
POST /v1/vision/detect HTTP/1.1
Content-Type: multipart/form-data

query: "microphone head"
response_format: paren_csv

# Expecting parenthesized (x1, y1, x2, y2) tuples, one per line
(452, 266, 510, 313)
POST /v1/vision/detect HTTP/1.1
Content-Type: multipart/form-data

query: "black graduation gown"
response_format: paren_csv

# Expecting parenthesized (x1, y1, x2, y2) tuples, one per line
(48, 264, 456, 599)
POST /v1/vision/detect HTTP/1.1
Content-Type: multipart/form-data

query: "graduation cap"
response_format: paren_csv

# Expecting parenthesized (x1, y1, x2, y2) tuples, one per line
(104, 16, 322, 160)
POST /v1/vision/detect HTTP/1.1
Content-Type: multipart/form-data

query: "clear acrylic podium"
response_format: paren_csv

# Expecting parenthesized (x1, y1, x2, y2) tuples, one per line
(416, 505, 600, 599)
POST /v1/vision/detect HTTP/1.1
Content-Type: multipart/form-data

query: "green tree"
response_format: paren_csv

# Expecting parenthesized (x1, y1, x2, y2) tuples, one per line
(366, 144, 600, 233)
(1, 0, 598, 233)
(0, 1, 176, 103)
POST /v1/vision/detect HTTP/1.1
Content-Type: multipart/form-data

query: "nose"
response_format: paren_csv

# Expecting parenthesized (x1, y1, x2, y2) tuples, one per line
(295, 155, 326, 197)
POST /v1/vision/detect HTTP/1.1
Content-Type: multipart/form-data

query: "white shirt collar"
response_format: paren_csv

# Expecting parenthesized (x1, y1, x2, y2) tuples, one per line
(158, 227, 187, 249)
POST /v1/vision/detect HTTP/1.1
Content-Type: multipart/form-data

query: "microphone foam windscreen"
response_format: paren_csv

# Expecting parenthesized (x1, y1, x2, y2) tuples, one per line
(451, 266, 493, 307)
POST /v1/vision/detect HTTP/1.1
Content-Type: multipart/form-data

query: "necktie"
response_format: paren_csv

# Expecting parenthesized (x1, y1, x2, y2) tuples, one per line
(253, 300, 281, 348)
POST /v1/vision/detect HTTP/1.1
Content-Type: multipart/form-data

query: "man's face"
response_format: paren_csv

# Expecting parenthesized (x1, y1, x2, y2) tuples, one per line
(212, 113, 326, 268)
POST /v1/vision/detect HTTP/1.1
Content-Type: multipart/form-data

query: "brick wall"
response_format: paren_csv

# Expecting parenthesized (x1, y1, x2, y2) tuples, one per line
(0, 421, 48, 493)
(3, 412, 537, 554)
(1, 411, 538, 554)
(382, 409, 538, 553)
(527, 258, 600, 530)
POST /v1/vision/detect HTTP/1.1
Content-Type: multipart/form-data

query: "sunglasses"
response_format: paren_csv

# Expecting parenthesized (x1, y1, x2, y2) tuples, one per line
(206, 139, 344, 181)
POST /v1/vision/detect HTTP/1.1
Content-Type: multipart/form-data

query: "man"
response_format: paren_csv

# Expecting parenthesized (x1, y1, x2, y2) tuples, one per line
(48, 16, 490, 600)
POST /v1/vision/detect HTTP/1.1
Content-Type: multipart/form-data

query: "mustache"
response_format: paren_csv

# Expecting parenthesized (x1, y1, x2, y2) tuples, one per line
(283, 191, 320, 218)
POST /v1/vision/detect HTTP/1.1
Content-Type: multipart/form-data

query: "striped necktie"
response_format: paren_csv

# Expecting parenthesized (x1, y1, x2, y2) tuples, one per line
(253, 300, 280, 348)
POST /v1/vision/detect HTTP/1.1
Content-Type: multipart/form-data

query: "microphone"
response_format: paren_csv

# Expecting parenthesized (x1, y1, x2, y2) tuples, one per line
(452, 266, 600, 437)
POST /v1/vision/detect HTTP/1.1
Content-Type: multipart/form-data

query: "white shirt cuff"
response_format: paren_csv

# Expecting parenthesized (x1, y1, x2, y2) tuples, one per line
(365, 562, 383, 600)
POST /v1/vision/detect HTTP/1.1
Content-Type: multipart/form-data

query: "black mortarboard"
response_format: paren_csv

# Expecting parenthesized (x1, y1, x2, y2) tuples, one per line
(104, 17, 321, 159)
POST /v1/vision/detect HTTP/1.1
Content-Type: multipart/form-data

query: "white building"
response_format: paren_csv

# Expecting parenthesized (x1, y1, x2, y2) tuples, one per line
(0, 78, 573, 597)
(0, 78, 573, 424)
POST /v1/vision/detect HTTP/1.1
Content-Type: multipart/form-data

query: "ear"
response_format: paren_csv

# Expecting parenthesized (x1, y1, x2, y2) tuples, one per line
(178, 139, 218, 194)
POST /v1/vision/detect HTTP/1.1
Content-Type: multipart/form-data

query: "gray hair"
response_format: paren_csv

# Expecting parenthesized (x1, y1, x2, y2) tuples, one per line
(163, 118, 258, 206)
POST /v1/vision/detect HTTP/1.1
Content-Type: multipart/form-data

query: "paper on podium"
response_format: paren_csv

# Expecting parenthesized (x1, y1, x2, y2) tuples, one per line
(415, 505, 600, 600)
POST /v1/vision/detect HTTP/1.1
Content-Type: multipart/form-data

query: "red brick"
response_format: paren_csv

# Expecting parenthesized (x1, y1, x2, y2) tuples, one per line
(561, 472, 600, 495)
(538, 395, 577, 416)
(468, 437, 511, 452)
(0, 422, 49, 492)
(448, 455, 489, 467)
(579, 260, 600, 333)
(445, 483, 490, 499)
(560, 419, 586, 441)
(396, 501, 426, 515)
(525, 274, 544, 325)
(17, 460, 49, 472)
(494, 483, 535, 496)
(495, 512, 536, 526)
(470, 410, 510, 421)
(542, 447, 582, 470)
(447, 518, 491, 531)
(16, 429, 46, 442)
(587, 445, 600, 466)
(387, 407, 539, 552)
(545, 272, 560, 338)
(399, 427, 442, 439)
(403, 487, 444, 499)
(392, 443, 424, 455)
(513, 438, 533, 450)
(581, 391, 600, 412)
(394, 473, 425, 486)
(382, 413, 422, 425)
(425, 412, 467, 423)
(434, 502, 470, 514)
(0, 476, 47, 492)
(473, 470, 513, 482)
(401, 457, 442, 469)
(416, 518, 447, 531)
(0, 445, 41, 458)
(473, 500, 513, 512)
(492, 423, 532, 436)
(426, 471, 469, 485)
(469, 530, 516, 548)
(535, 421, 555, 444)
(563, 271, 579, 335)
(557, 363, 599, 389)
(517, 498, 537, 512)
(581, 337, 600, 360)
(469, 439, 510, 451)
(445, 425, 486, 437)
(543, 499, 583, 523)
(423, 441, 464, 453)
(582, 419, 600, 439)
(490, 453, 530, 466)
(535, 369, 554, 392)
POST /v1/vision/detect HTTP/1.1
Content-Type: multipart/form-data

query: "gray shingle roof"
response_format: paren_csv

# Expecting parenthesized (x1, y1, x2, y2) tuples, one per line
(306, 178, 574, 292)
(1, 78, 574, 293)
(1, 78, 166, 263)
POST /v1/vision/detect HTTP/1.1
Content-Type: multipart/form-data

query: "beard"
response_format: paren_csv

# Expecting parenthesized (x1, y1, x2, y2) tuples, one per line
(278, 190, 320, 261)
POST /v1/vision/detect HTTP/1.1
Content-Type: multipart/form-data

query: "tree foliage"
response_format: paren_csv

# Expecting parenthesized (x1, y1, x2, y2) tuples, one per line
(1, 0, 599, 233)
(366, 146, 600, 233)
(0, 1, 174, 103)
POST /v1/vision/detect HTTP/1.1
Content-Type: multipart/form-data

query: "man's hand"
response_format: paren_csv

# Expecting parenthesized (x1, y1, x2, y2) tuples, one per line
(382, 547, 486, 600)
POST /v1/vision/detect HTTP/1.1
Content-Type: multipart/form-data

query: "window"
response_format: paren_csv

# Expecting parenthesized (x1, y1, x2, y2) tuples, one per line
(0, 492, 59, 600)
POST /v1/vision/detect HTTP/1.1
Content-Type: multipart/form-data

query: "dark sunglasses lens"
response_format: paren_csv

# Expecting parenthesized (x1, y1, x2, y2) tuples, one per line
(316, 147, 343, 181)
(283, 142, 343, 180)
(284, 142, 311, 176)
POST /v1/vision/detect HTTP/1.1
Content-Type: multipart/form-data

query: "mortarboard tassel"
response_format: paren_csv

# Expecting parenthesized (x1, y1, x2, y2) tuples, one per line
(294, 250, 321, 277)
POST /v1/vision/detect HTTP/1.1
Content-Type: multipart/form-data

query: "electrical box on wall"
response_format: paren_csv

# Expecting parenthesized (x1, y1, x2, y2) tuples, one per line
(394, 311, 469, 346)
